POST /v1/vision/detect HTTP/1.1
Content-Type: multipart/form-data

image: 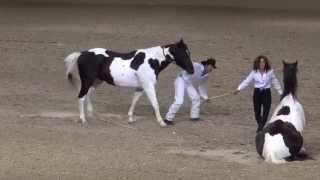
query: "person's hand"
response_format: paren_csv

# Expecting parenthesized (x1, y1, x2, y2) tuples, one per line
(201, 98, 210, 103)
(204, 98, 210, 103)
(233, 90, 240, 95)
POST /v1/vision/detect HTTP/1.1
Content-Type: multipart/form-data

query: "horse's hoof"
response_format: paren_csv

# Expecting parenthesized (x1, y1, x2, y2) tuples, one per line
(299, 147, 306, 154)
(159, 122, 167, 127)
(128, 116, 136, 123)
(81, 121, 88, 127)
(80, 119, 88, 127)
(88, 111, 94, 118)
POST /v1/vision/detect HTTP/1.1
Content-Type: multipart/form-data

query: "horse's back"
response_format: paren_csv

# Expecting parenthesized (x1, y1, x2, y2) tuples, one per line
(269, 94, 305, 132)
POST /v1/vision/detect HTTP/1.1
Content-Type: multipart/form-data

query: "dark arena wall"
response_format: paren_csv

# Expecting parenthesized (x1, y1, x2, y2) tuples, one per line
(3, 0, 320, 12)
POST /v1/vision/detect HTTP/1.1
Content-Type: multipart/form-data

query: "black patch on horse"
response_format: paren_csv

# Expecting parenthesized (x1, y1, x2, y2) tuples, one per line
(148, 58, 173, 77)
(130, 52, 145, 70)
(148, 59, 160, 76)
(77, 51, 115, 98)
(99, 56, 115, 85)
(258, 120, 303, 159)
(106, 50, 137, 60)
(277, 106, 290, 116)
(159, 59, 173, 72)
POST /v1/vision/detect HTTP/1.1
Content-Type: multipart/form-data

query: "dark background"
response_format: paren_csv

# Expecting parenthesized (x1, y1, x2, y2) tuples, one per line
(3, 0, 320, 12)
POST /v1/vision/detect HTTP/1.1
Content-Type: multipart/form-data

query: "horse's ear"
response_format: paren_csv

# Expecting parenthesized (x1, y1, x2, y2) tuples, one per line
(294, 61, 298, 67)
(179, 38, 184, 45)
(282, 60, 287, 65)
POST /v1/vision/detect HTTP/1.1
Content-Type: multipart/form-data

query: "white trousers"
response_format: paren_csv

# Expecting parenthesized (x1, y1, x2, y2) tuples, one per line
(165, 77, 201, 121)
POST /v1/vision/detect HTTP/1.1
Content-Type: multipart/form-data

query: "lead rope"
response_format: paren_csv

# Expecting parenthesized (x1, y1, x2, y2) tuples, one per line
(201, 91, 233, 104)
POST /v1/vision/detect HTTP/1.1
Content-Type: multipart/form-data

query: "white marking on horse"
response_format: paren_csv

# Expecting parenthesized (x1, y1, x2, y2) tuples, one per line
(88, 48, 109, 57)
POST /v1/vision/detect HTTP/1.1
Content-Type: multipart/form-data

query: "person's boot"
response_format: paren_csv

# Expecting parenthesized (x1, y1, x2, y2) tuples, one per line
(164, 119, 174, 125)
(190, 118, 200, 121)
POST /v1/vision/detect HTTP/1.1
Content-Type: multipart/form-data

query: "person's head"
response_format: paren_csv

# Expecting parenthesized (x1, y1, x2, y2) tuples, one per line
(253, 55, 271, 72)
(201, 58, 217, 74)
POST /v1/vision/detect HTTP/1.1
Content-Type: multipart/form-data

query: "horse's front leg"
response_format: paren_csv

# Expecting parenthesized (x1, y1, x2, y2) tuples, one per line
(79, 95, 87, 124)
(128, 88, 144, 123)
(86, 87, 95, 118)
(143, 85, 166, 127)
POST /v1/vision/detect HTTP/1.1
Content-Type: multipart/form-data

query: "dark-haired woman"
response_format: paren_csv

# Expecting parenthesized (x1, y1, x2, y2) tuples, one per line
(234, 55, 283, 132)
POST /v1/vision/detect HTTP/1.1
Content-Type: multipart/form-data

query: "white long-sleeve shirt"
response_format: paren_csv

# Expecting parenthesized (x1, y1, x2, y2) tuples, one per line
(237, 69, 283, 95)
(180, 62, 209, 99)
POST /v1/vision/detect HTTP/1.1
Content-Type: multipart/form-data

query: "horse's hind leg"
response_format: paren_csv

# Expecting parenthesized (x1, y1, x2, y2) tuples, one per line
(86, 87, 95, 118)
(86, 81, 102, 118)
(128, 88, 144, 123)
(78, 77, 95, 124)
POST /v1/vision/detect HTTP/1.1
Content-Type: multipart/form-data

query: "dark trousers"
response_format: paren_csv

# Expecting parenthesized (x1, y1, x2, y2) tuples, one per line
(253, 88, 271, 132)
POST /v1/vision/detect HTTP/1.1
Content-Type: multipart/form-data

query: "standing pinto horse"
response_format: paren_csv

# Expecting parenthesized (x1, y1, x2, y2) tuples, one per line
(64, 39, 194, 126)
(255, 61, 306, 163)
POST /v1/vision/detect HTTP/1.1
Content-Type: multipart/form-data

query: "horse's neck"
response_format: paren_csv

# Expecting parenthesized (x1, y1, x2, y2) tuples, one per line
(142, 46, 173, 75)
(280, 94, 296, 108)
(271, 94, 305, 132)
(281, 74, 297, 100)
(142, 46, 166, 61)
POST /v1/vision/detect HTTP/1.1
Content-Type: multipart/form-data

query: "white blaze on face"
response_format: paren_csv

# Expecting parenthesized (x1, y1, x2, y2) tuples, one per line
(88, 48, 109, 57)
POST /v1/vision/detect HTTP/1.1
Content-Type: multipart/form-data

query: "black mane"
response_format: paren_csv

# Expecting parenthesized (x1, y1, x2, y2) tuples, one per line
(281, 61, 298, 100)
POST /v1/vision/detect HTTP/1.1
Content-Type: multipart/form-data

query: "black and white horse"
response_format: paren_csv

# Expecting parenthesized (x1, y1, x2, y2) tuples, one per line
(255, 61, 306, 164)
(64, 39, 194, 127)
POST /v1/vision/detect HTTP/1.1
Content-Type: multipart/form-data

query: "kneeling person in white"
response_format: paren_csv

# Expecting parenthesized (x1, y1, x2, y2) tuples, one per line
(165, 58, 216, 125)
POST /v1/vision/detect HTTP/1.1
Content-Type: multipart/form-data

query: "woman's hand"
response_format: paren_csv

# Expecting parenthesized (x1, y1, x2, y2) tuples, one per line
(233, 90, 240, 95)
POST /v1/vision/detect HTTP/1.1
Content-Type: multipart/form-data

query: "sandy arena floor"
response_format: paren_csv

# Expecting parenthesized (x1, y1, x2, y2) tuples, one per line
(0, 4, 320, 179)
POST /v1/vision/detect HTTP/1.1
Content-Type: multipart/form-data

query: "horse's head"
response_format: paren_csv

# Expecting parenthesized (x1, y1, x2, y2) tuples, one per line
(169, 39, 194, 74)
(283, 60, 298, 79)
(281, 60, 298, 100)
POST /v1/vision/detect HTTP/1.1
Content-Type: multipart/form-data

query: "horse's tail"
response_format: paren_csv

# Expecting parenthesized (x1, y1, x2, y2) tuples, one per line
(64, 52, 81, 89)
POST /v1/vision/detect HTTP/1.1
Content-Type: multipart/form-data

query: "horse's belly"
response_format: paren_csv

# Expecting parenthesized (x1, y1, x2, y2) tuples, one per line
(110, 63, 140, 88)
(113, 73, 140, 87)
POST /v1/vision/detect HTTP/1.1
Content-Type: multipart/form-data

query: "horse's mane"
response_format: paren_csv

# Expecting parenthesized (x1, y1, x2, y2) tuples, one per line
(281, 62, 298, 100)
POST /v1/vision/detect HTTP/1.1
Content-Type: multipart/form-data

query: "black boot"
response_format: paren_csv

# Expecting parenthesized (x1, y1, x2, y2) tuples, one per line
(190, 118, 200, 121)
(164, 119, 174, 125)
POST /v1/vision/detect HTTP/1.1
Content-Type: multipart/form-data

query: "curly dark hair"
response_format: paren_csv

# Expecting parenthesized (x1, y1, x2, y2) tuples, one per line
(253, 55, 271, 72)
(201, 58, 216, 69)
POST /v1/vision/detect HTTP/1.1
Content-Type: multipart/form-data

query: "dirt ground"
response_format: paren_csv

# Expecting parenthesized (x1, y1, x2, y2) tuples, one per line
(0, 4, 320, 180)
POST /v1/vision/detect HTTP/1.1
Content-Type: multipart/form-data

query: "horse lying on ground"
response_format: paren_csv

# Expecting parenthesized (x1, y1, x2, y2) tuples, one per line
(256, 61, 307, 164)
(64, 39, 194, 127)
